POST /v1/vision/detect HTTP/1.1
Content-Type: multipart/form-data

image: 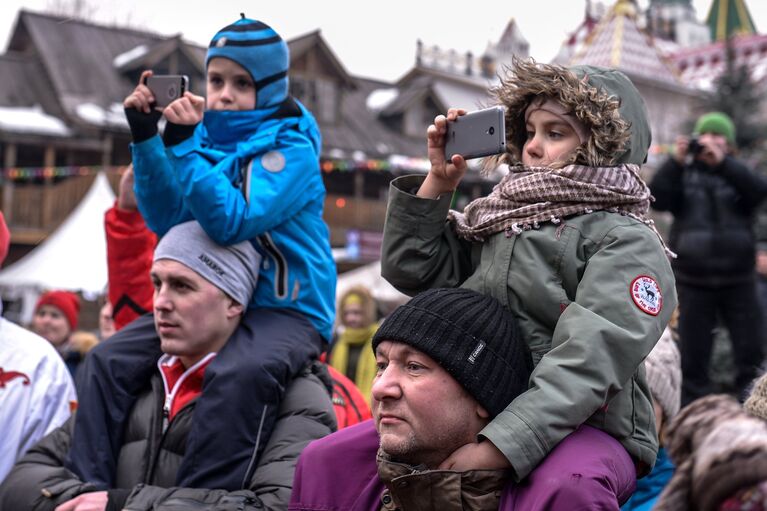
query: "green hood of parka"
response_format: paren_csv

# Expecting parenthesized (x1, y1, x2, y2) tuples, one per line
(489, 60, 651, 167)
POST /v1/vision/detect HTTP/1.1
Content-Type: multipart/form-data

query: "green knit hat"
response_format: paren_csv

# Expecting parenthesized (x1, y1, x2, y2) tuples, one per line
(694, 112, 736, 145)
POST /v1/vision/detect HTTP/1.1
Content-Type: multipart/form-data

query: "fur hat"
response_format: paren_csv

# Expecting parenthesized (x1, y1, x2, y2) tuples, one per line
(694, 111, 736, 145)
(372, 288, 532, 417)
(744, 370, 767, 421)
(206, 15, 289, 109)
(35, 290, 81, 330)
(656, 394, 767, 511)
(644, 327, 682, 422)
(153, 220, 261, 307)
(486, 58, 650, 171)
(70, 331, 100, 355)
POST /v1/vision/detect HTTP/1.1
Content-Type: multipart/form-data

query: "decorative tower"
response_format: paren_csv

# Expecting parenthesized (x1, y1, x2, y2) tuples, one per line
(646, 0, 710, 47)
(706, 0, 757, 41)
(480, 19, 529, 78)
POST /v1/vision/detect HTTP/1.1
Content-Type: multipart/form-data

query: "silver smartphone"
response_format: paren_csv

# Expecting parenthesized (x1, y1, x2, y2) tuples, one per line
(444, 106, 506, 160)
(144, 75, 189, 108)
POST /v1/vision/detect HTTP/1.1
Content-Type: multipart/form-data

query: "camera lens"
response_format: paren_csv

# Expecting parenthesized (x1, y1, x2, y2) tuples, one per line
(168, 86, 176, 98)
(488, 126, 495, 135)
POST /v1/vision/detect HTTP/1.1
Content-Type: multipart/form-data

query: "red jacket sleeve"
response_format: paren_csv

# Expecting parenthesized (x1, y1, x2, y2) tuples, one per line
(325, 365, 372, 429)
(105, 202, 157, 330)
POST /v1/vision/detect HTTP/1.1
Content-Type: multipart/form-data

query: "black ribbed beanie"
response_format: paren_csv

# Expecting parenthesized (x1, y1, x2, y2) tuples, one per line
(372, 288, 532, 417)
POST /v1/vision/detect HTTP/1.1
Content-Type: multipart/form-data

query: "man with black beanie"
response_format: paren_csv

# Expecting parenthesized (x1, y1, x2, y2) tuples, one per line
(290, 288, 533, 510)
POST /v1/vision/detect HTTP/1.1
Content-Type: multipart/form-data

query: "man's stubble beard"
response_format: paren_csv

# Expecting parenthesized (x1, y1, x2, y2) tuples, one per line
(379, 421, 474, 469)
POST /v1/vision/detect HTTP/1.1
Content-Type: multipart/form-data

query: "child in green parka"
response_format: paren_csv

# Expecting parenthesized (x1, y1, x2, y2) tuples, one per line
(381, 58, 677, 508)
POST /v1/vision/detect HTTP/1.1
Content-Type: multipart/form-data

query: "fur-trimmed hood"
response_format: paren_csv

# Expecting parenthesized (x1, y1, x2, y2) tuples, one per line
(488, 59, 651, 168)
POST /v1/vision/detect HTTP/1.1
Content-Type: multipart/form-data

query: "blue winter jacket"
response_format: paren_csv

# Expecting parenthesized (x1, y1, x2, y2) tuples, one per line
(621, 447, 675, 511)
(132, 98, 336, 340)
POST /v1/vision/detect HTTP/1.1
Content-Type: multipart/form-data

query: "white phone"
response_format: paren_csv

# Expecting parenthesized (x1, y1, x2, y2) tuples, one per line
(444, 106, 507, 160)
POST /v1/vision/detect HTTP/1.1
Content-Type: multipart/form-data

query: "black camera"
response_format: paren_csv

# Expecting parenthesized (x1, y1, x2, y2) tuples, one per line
(688, 137, 704, 156)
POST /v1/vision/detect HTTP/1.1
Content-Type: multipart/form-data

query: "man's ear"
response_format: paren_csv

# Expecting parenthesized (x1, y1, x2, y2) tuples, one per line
(226, 300, 244, 319)
(476, 404, 491, 420)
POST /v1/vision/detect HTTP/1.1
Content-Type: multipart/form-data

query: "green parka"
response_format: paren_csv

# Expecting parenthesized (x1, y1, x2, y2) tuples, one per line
(381, 64, 677, 480)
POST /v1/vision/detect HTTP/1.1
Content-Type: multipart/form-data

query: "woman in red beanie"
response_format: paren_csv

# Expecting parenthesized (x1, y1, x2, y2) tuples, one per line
(31, 290, 82, 376)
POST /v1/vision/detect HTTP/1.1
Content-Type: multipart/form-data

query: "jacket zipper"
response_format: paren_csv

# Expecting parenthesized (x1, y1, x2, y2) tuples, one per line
(162, 394, 171, 433)
(258, 233, 289, 299)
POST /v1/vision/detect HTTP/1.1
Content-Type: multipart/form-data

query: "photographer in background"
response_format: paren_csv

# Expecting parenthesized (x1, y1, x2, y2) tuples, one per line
(650, 111, 767, 406)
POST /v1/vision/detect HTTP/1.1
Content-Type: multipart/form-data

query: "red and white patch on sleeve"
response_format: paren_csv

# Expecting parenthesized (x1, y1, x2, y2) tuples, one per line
(630, 276, 663, 316)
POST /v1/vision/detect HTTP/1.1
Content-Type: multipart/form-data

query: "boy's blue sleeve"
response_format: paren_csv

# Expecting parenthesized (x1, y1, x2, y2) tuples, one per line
(168, 128, 319, 245)
(131, 135, 192, 236)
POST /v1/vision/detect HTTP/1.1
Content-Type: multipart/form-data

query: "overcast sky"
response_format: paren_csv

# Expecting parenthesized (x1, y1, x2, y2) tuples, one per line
(2, 1, 766, 82)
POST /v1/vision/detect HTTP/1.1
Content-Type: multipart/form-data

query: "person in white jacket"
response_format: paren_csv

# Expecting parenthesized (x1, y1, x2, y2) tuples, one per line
(0, 211, 76, 483)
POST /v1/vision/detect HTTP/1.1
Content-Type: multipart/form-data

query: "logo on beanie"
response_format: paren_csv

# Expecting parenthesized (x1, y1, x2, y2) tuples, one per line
(215, 37, 227, 48)
(199, 253, 226, 277)
(468, 341, 486, 364)
(630, 276, 662, 316)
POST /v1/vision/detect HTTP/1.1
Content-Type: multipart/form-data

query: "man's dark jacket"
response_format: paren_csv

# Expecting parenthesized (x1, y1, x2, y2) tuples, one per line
(0, 362, 335, 510)
(650, 155, 767, 287)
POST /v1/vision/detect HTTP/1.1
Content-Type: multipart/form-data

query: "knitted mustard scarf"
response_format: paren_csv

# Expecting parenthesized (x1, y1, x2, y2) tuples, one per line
(330, 322, 379, 405)
(448, 163, 673, 256)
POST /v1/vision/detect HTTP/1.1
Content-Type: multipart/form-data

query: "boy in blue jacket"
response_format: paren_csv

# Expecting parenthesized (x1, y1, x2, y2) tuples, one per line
(67, 15, 336, 491)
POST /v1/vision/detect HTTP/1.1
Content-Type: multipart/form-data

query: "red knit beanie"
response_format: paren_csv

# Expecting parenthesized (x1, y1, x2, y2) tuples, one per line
(35, 290, 80, 330)
(0, 211, 9, 266)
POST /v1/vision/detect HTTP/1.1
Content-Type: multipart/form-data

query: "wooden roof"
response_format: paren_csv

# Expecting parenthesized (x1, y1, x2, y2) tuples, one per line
(0, 9, 442, 160)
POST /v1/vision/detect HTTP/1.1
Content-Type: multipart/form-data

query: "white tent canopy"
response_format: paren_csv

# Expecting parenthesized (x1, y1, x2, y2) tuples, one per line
(335, 260, 409, 315)
(0, 172, 115, 322)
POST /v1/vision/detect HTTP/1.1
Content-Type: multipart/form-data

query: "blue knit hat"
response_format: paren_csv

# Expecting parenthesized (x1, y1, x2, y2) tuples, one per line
(206, 15, 289, 109)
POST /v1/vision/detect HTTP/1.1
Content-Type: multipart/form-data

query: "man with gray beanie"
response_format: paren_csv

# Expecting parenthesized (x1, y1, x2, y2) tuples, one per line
(0, 221, 335, 511)
(291, 288, 630, 510)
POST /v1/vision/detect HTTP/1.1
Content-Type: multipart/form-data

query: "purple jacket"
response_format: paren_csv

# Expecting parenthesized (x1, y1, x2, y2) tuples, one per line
(289, 420, 516, 511)
(290, 420, 636, 511)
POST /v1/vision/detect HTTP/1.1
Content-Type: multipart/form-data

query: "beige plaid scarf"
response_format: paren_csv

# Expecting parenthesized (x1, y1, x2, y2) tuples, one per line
(449, 163, 674, 256)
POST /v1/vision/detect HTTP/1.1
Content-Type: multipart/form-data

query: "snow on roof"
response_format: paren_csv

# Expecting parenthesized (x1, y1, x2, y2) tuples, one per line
(0, 105, 71, 136)
(366, 88, 399, 111)
(113, 44, 148, 68)
(76, 102, 128, 127)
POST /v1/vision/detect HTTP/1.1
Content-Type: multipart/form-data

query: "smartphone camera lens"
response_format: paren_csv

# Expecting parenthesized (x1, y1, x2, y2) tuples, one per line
(488, 126, 495, 135)
(168, 86, 176, 99)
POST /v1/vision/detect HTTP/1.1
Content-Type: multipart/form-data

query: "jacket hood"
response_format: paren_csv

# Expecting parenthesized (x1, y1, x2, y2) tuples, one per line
(489, 59, 651, 168)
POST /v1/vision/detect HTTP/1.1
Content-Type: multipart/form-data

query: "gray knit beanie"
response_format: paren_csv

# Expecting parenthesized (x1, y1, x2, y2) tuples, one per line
(154, 220, 260, 307)
(644, 326, 682, 422)
(372, 288, 532, 417)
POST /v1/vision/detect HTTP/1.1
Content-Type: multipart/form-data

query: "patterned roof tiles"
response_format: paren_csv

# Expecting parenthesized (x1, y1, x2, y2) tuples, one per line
(570, 0, 682, 87)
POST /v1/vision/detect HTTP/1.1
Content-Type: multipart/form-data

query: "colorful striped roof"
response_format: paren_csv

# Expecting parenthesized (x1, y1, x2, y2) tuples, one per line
(706, 0, 757, 41)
